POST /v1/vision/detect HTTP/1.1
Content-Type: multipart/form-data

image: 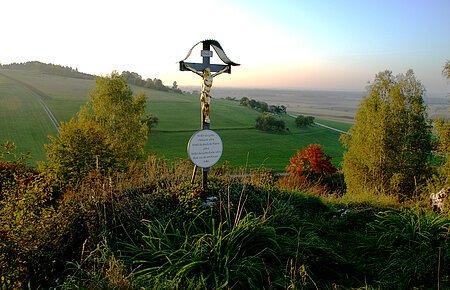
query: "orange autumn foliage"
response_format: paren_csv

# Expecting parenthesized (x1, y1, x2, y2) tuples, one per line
(286, 144, 337, 182)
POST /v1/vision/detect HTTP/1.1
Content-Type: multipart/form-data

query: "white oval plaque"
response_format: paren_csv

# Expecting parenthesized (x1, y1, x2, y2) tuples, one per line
(187, 129, 223, 168)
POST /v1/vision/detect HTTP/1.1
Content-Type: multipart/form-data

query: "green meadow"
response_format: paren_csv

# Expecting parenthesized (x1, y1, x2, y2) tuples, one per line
(0, 72, 59, 161)
(0, 68, 348, 171)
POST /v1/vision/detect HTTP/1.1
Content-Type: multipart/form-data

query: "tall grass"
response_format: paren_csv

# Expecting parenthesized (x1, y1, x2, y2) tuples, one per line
(3, 152, 450, 289)
(126, 211, 282, 289)
(361, 209, 450, 288)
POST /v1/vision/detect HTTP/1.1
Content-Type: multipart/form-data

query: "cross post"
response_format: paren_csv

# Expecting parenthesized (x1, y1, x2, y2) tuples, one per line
(180, 40, 238, 190)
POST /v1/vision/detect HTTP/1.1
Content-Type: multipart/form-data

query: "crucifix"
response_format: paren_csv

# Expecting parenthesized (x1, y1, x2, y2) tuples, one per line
(179, 39, 239, 188)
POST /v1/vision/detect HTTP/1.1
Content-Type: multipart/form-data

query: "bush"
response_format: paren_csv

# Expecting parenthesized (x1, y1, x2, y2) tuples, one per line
(0, 162, 83, 288)
(281, 144, 343, 194)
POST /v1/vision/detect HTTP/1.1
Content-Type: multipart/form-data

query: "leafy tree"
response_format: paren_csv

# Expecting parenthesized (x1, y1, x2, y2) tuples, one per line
(171, 81, 182, 93)
(279, 144, 342, 193)
(239, 97, 249, 106)
(432, 60, 450, 187)
(286, 144, 337, 182)
(443, 60, 450, 80)
(255, 113, 285, 132)
(295, 115, 315, 127)
(153, 78, 168, 91)
(143, 113, 159, 129)
(78, 71, 149, 166)
(268, 105, 287, 114)
(259, 101, 269, 112)
(145, 78, 155, 89)
(341, 70, 432, 197)
(43, 118, 117, 184)
(44, 72, 149, 185)
(121, 71, 145, 86)
(248, 99, 259, 109)
(434, 118, 450, 186)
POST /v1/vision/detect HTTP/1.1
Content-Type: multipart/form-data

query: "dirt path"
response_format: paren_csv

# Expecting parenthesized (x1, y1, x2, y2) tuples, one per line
(0, 72, 60, 133)
(288, 113, 351, 135)
(313, 121, 351, 135)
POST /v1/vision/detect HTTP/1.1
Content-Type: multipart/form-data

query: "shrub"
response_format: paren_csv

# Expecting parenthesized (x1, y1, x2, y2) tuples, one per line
(0, 162, 83, 288)
(281, 144, 342, 194)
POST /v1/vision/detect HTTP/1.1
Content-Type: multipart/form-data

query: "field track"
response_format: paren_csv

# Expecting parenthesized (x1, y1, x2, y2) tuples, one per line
(314, 121, 350, 135)
(0, 72, 60, 132)
(288, 113, 350, 135)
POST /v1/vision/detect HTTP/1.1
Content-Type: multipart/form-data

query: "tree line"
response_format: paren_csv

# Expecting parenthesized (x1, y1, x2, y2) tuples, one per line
(121, 70, 181, 93)
(239, 97, 286, 114)
(0, 61, 94, 79)
(0, 61, 176, 93)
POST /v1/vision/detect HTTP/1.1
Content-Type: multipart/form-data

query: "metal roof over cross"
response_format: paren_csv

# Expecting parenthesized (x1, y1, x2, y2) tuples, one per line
(179, 39, 240, 73)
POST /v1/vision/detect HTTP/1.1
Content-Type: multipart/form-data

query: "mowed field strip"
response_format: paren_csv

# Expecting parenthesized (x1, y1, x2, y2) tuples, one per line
(0, 69, 350, 170)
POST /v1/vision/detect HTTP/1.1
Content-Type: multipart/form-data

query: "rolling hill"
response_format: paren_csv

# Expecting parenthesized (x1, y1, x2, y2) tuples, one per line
(0, 65, 348, 171)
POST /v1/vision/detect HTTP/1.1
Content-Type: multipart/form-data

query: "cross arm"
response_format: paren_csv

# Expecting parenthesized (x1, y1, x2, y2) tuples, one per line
(179, 61, 231, 74)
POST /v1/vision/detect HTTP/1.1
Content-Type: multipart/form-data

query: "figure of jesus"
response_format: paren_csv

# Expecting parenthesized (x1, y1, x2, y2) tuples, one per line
(184, 63, 229, 125)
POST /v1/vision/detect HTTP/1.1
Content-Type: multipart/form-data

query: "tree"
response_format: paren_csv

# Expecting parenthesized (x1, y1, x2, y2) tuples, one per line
(143, 113, 159, 129)
(43, 118, 117, 184)
(341, 69, 432, 197)
(255, 113, 285, 132)
(248, 99, 259, 109)
(239, 97, 249, 106)
(153, 78, 167, 91)
(44, 72, 149, 184)
(434, 119, 450, 186)
(295, 115, 315, 127)
(443, 60, 450, 80)
(433, 60, 450, 187)
(287, 144, 337, 182)
(78, 71, 149, 166)
(279, 144, 342, 193)
(259, 101, 269, 112)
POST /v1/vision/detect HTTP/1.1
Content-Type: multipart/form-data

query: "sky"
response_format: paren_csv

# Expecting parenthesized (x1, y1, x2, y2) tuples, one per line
(1, 0, 449, 94)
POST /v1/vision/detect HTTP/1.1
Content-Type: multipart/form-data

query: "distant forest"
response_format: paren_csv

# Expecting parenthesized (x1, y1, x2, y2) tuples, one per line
(0, 61, 173, 92)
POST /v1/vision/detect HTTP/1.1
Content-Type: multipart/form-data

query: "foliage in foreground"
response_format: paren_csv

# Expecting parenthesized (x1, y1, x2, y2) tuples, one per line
(127, 213, 282, 289)
(1, 147, 450, 289)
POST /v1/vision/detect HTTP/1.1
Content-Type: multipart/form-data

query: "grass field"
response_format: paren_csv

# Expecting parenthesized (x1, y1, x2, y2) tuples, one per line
(0, 72, 59, 161)
(0, 68, 349, 171)
(147, 104, 344, 171)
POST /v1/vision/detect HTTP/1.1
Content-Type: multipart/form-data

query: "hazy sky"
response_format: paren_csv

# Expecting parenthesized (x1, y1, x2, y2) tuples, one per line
(1, 0, 449, 93)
